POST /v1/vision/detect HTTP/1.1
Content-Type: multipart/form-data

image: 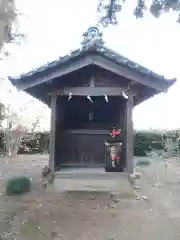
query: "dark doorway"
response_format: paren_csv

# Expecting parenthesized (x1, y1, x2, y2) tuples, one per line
(63, 96, 120, 130)
(55, 96, 124, 167)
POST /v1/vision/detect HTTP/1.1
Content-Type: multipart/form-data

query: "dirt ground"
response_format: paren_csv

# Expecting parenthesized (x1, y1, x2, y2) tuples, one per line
(0, 155, 180, 239)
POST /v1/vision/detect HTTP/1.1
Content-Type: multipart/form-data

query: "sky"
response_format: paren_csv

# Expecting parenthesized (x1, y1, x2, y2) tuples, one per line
(2, 0, 180, 130)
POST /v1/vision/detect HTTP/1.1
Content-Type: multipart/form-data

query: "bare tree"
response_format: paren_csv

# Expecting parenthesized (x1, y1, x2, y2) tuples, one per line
(4, 102, 41, 157)
(0, 102, 5, 126)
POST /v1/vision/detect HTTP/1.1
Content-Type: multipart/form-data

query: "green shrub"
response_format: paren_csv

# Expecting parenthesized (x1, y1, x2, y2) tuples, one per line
(134, 131, 164, 156)
(6, 176, 31, 196)
(134, 145, 147, 156)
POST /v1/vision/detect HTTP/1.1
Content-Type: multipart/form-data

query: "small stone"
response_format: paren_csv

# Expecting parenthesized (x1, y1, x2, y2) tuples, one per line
(37, 203, 43, 209)
(133, 172, 141, 179)
(142, 196, 148, 201)
(21, 219, 28, 225)
(133, 185, 140, 189)
(130, 173, 136, 179)
(90, 196, 96, 200)
(156, 182, 164, 188)
(112, 199, 119, 204)
(110, 203, 116, 209)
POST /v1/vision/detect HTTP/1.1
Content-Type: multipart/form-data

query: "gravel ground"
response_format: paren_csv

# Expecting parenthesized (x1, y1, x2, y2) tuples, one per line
(0, 155, 180, 239)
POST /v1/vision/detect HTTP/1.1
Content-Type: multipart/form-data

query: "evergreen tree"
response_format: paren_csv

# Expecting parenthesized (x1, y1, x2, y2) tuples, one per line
(97, 0, 180, 26)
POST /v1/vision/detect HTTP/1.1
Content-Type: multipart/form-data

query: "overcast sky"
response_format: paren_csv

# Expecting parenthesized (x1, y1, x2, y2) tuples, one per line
(4, 0, 180, 130)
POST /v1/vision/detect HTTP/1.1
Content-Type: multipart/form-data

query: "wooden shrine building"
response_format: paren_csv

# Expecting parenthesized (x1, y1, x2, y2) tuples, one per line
(8, 27, 176, 174)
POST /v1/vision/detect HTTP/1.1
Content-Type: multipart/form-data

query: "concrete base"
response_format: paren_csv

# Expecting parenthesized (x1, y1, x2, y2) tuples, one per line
(54, 168, 134, 196)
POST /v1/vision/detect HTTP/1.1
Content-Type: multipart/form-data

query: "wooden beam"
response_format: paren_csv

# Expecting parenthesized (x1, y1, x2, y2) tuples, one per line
(48, 86, 136, 97)
(125, 95, 134, 173)
(92, 55, 169, 92)
(49, 94, 57, 176)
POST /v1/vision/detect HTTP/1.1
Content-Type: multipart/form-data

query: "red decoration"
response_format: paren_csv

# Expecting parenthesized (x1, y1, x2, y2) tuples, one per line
(112, 156, 120, 161)
(110, 127, 121, 138)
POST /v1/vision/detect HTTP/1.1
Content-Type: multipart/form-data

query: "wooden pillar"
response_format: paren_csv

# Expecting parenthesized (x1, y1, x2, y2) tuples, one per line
(125, 95, 134, 173)
(55, 97, 64, 168)
(49, 94, 57, 174)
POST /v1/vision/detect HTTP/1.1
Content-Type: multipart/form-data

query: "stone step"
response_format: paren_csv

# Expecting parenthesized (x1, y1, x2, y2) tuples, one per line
(53, 170, 134, 195)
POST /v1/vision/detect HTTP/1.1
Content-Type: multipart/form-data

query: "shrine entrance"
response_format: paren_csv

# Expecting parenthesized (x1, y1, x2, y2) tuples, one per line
(55, 95, 126, 169)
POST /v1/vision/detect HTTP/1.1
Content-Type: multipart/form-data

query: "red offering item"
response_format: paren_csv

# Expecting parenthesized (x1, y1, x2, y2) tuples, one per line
(115, 129, 121, 135)
(111, 129, 121, 137)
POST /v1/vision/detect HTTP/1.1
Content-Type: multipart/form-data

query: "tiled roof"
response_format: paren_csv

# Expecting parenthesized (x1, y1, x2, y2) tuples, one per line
(8, 27, 174, 83)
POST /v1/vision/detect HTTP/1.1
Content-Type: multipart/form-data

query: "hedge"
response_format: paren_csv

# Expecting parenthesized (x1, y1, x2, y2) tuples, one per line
(19, 131, 164, 157)
(0, 130, 175, 157)
(134, 131, 164, 156)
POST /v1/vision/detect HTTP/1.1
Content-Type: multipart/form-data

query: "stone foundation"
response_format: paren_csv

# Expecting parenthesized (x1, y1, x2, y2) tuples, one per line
(53, 168, 134, 196)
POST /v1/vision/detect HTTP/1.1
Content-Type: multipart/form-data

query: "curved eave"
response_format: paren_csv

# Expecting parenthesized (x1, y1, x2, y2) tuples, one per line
(166, 78, 177, 88)
(8, 76, 23, 89)
(134, 77, 177, 106)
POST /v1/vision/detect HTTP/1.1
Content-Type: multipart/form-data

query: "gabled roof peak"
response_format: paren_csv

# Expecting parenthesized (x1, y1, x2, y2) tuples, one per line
(81, 27, 104, 46)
